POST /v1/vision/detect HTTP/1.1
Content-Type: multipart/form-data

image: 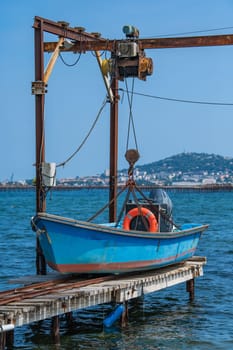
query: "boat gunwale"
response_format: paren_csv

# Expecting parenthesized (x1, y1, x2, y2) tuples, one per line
(34, 212, 209, 239)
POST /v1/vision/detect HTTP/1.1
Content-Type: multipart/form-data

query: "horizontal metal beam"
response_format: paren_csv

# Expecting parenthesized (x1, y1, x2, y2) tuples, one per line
(33, 16, 107, 43)
(44, 40, 114, 53)
(36, 15, 233, 53)
(138, 34, 233, 49)
(44, 33, 233, 54)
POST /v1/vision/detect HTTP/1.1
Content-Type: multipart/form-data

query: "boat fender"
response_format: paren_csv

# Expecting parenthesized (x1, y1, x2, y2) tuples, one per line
(123, 207, 158, 232)
(103, 304, 125, 328)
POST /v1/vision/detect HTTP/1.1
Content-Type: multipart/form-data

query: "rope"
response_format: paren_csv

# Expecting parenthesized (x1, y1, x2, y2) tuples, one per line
(152, 26, 233, 38)
(119, 88, 233, 106)
(57, 98, 108, 168)
(131, 186, 150, 230)
(124, 79, 139, 152)
(135, 184, 180, 229)
(115, 187, 131, 227)
(87, 185, 127, 222)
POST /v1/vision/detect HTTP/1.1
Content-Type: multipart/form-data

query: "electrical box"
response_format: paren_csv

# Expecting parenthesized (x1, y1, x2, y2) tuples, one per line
(117, 42, 138, 58)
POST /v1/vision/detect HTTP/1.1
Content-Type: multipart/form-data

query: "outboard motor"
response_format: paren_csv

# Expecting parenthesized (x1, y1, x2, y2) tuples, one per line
(149, 189, 173, 232)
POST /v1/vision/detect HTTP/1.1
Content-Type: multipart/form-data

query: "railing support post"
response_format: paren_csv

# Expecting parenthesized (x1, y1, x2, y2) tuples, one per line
(52, 316, 60, 346)
(186, 278, 195, 301)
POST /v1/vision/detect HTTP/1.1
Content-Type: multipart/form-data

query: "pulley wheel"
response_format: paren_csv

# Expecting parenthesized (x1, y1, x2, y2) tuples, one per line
(125, 149, 140, 166)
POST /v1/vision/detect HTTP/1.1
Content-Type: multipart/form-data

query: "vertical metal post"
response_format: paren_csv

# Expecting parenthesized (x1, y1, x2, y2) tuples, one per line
(109, 77, 119, 223)
(5, 330, 14, 349)
(121, 301, 129, 327)
(52, 316, 60, 346)
(34, 18, 47, 275)
(0, 331, 5, 350)
(65, 312, 74, 327)
(186, 278, 195, 301)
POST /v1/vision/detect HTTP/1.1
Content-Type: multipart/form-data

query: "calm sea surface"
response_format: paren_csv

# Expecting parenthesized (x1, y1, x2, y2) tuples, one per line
(0, 189, 232, 349)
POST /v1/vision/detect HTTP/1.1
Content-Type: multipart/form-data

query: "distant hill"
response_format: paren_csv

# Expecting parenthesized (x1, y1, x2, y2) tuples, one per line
(136, 152, 233, 174)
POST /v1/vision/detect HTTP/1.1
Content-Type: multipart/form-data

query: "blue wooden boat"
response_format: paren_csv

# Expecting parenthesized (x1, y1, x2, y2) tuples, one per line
(31, 195, 208, 274)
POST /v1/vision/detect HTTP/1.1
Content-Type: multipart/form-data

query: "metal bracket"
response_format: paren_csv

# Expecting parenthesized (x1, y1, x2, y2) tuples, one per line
(32, 81, 48, 95)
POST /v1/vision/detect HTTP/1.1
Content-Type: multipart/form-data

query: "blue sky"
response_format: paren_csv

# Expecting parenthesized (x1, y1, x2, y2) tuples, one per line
(1, 0, 233, 181)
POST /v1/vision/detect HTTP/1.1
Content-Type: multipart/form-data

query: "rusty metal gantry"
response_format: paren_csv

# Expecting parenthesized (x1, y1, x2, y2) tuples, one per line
(33, 16, 233, 273)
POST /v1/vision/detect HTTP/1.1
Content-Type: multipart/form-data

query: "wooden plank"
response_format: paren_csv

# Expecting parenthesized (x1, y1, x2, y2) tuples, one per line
(0, 257, 206, 327)
(9, 273, 72, 285)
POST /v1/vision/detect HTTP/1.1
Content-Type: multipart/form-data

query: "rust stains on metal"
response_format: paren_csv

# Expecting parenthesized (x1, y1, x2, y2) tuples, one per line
(44, 34, 233, 53)
(0, 274, 117, 306)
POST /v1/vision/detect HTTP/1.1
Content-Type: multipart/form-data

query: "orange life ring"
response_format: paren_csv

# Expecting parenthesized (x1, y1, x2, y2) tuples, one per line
(123, 207, 158, 232)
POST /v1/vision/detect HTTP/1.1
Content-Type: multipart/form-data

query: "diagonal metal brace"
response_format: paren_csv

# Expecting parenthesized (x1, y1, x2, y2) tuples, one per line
(44, 37, 64, 84)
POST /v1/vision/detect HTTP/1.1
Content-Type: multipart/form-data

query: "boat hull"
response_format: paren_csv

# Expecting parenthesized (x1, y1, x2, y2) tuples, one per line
(32, 213, 208, 274)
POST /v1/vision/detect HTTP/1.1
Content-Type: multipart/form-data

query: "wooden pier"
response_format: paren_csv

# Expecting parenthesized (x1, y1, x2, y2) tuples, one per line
(0, 256, 206, 347)
(1, 184, 233, 192)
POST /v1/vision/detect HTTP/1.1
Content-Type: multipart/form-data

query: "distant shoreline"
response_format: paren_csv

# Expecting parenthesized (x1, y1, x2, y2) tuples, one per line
(1, 184, 233, 192)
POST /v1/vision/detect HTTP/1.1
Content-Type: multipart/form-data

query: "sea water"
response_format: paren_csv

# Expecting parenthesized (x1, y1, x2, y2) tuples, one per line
(0, 189, 232, 349)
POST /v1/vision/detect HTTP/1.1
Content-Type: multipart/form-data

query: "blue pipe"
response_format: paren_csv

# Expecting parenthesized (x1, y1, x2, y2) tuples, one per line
(103, 304, 125, 328)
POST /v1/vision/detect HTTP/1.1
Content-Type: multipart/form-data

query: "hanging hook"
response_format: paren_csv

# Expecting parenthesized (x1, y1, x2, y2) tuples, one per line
(125, 149, 140, 177)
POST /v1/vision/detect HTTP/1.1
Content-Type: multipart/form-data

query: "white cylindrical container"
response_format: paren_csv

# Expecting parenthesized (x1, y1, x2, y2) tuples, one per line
(1, 324, 15, 332)
(41, 162, 56, 187)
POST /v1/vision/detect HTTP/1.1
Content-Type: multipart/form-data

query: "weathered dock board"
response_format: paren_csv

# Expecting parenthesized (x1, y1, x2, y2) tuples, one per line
(0, 256, 206, 328)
